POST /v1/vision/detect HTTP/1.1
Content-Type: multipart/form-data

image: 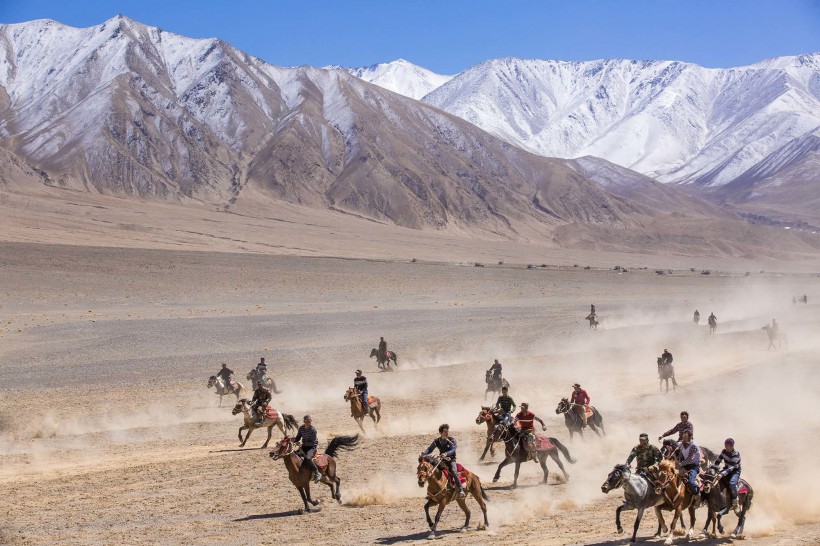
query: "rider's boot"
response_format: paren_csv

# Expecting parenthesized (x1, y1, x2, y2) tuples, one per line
(313, 470, 322, 483)
(731, 498, 741, 516)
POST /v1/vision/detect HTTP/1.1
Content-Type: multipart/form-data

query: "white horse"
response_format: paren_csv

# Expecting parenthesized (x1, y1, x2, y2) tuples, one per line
(601, 464, 668, 543)
(207, 375, 244, 406)
(231, 399, 297, 448)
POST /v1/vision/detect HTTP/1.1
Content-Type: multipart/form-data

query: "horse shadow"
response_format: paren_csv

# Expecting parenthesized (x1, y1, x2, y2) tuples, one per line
(375, 529, 460, 544)
(581, 536, 734, 546)
(485, 483, 545, 491)
(234, 509, 302, 521)
(209, 447, 266, 453)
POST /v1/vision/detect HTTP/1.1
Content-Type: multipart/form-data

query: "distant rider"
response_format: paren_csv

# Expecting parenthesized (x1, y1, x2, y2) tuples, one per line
(295, 414, 322, 483)
(354, 369, 369, 416)
(590, 303, 596, 315)
(421, 424, 466, 498)
(570, 383, 590, 427)
(659, 410, 693, 442)
(660, 349, 673, 367)
(216, 363, 234, 388)
(493, 386, 515, 426)
(693, 310, 700, 324)
(378, 337, 388, 361)
(626, 433, 662, 474)
(676, 430, 701, 501)
(488, 359, 503, 380)
(708, 312, 717, 325)
(514, 402, 546, 452)
(251, 383, 271, 426)
(710, 438, 742, 515)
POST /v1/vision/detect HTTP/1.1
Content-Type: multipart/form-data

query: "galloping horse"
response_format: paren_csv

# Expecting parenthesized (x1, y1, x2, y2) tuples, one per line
(601, 464, 665, 543)
(269, 434, 360, 512)
(761, 324, 788, 350)
(657, 358, 678, 393)
(484, 371, 510, 400)
(416, 455, 489, 539)
(660, 439, 717, 471)
(585, 313, 599, 330)
(708, 315, 718, 334)
(232, 399, 297, 448)
(475, 407, 504, 461)
(555, 398, 605, 439)
(207, 375, 244, 406)
(343, 387, 381, 433)
(369, 348, 398, 370)
(699, 469, 754, 539)
(491, 424, 575, 487)
(648, 459, 705, 544)
(246, 368, 280, 393)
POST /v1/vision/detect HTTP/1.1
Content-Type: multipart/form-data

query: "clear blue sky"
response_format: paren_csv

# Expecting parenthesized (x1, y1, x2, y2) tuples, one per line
(1, 1, 818, 73)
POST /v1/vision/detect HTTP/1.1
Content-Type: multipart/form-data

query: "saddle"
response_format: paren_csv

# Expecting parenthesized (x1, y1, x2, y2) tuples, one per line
(385, 351, 394, 359)
(264, 405, 279, 420)
(441, 463, 470, 485)
(367, 395, 378, 409)
(583, 405, 593, 418)
(311, 453, 329, 470)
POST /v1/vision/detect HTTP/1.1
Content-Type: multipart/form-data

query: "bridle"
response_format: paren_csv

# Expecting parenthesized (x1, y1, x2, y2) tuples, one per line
(270, 437, 295, 460)
(417, 456, 454, 502)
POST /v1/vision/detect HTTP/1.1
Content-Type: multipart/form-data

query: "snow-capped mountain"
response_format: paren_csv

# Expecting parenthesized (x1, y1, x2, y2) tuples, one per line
(341, 59, 452, 100)
(1, 16, 726, 237)
(422, 56, 820, 189)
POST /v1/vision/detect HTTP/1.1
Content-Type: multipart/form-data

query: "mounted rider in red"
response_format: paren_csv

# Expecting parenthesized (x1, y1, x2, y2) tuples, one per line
(514, 402, 546, 451)
(570, 383, 590, 427)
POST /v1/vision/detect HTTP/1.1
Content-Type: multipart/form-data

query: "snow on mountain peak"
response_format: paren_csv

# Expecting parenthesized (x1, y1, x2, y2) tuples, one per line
(342, 59, 453, 100)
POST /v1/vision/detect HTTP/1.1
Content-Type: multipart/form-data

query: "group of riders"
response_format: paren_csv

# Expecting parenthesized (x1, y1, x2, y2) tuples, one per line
(692, 309, 717, 327)
(625, 410, 744, 516)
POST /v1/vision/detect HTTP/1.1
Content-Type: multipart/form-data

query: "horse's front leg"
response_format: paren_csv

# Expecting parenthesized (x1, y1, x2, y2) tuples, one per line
(665, 508, 682, 545)
(237, 425, 247, 442)
(492, 456, 512, 482)
(512, 461, 521, 488)
(240, 426, 253, 447)
(615, 503, 625, 534)
(479, 437, 492, 461)
(298, 487, 310, 512)
(456, 496, 471, 531)
(355, 417, 366, 434)
(631, 506, 645, 543)
(423, 499, 435, 529)
(432, 502, 446, 534)
(305, 484, 319, 507)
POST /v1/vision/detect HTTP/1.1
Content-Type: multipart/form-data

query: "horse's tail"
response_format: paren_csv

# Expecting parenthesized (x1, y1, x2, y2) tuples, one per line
(480, 484, 490, 501)
(325, 434, 360, 458)
(672, 373, 679, 387)
(549, 437, 576, 464)
(282, 413, 298, 433)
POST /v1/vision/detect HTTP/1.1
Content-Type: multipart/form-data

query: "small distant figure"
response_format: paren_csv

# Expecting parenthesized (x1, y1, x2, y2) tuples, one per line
(693, 310, 700, 325)
(488, 359, 503, 380)
(708, 312, 718, 334)
(590, 303, 596, 315)
(585, 310, 599, 330)
(660, 349, 673, 367)
(378, 336, 388, 360)
(801, 294, 808, 304)
(762, 319, 787, 350)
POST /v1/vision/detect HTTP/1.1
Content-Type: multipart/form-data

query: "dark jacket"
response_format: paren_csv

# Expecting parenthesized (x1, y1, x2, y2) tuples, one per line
(252, 386, 271, 405)
(423, 437, 457, 459)
(295, 425, 318, 448)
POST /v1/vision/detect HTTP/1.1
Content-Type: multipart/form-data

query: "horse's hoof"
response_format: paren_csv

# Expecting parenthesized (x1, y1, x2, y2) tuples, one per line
(477, 524, 486, 531)
(616, 528, 624, 535)
(426, 532, 437, 540)
(459, 527, 468, 533)
(569, 458, 577, 464)
(492, 477, 499, 483)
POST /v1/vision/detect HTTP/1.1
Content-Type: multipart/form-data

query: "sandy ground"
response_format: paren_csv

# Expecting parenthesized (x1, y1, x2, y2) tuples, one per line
(1, 243, 819, 545)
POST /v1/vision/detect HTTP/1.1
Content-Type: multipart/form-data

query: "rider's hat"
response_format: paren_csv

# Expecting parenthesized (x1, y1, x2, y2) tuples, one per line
(572, 383, 581, 388)
(639, 433, 648, 440)
(355, 369, 362, 374)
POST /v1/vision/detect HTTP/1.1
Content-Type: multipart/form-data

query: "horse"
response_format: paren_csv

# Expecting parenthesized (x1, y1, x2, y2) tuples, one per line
(416, 454, 489, 539)
(660, 439, 717, 471)
(708, 316, 717, 334)
(657, 358, 678, 392)
(475, 407, 505, 461)
(343, 387, 381, 433)
(484, 371, 510, 400)
(269, 434, 360, 512)
(601, 464, 666, 543)
(207, 375, 244, 406)
(369, 348, 398, 371)
(761, 325, 788, 350)
(246, 368, 280, 393)
(555, 398, 605, 439)
(231, 399, 297, 448)
(699, 469, 753, 538)
(585, 313, 599, 330)
(491, 424, 575, 487)
(648, 459, 705, 544)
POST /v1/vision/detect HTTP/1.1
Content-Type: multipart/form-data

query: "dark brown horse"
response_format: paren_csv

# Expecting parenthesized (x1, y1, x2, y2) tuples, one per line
(269, 434, 360, 512)
(490, 423, 575, 487)
(699, 469, 753, 538)
(475, 407, 505, 460)
(555, 398, 605, 439)
(369, 348, 398, 370)
(416, 455, 489, 539)
(344, 387, 381, 433)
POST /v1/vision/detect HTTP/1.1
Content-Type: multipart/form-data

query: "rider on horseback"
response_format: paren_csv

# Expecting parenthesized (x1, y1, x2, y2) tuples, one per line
(708, 312, 717, 324)
(710, 438, 742, 515)
(354, 370, 369, 417)
(660, 349, 673, 367)
(514, 402, 546, 452)
(659, 410, 694, 442)
(626, 433, 662, 474)
(421, 424, 466, 499)
(251, 383, 271, 426)
(694, 310, 700, 324)
(570, 383, 590, 427)
(216, 363, 234, 387)
(295, 414, 322, 483)
(493, 386, 515, 426)
(488, 359, 502, 380)
(676, 430, 701, 501)
(378, 337, 387, 361)
(590, 303, 596, 315)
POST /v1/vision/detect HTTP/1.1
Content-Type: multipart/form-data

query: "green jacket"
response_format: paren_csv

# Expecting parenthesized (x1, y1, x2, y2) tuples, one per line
(627, 444, 662, 470)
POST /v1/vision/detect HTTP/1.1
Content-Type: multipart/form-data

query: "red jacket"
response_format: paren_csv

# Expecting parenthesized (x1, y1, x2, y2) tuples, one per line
(516, 410, 536, 431)
(570, 389, 589, 405)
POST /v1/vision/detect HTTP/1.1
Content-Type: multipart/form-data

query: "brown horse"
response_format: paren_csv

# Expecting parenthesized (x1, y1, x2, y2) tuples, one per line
(269, 434, 360, 512)
(344, 387, 381, 433)
(649, 460, 703, 544)
(416, 455, 489, 539)
(231, 399, 297, 448)
(475, 407, 505, 460)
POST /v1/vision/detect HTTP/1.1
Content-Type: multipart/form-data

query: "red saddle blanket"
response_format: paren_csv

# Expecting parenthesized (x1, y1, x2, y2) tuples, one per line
(385, 351, 394, 359)
(264, 406, 279, 420)
(367, 396, 379, 409)
(584, 405, 593, 418)
(737, 481, 750, 496)
(535, 435, 556, 451)
(441, 463, 470, 484)
(312, 453, 329, 470)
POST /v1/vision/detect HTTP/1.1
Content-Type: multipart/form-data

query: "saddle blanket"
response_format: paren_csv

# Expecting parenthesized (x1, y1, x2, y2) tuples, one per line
(367, 396, 379, 409)
(441, 463, 470, 484)
(738, 481, 750, 496)
(312, 453, 329, 470)
(264, 406, 279, 420)
(385, 351, 394, 359)
(535, 435, 556, 451)
(584, 405, 593, 418)
(228, 380, 237, 388)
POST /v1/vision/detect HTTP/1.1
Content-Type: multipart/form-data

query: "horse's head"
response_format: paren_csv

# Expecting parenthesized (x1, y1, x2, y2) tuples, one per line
(246, 370, 255, 380)
(701, 470, 718, 494)
(369, 348, 377, 358)
(207, 376, 217, 388)
(660, 439, 677, 459)
(654, 459, 678, 490)
(601, 464, 630, 493)
(269, 437, 293, 460)
(476, 407, 493, 424)
(556, 398, 569, 414)
(344, 387, 358, 401)
(484, 370, 491, 383)
(231, 399, 248, 415)
(416, 455, 438, 487)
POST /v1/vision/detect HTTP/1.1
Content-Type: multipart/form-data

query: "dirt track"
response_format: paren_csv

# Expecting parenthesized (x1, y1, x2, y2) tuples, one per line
(1, 243, 819, 545)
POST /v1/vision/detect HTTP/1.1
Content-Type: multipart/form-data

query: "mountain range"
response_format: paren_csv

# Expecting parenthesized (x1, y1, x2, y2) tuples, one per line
(0, 16, 818, 258)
